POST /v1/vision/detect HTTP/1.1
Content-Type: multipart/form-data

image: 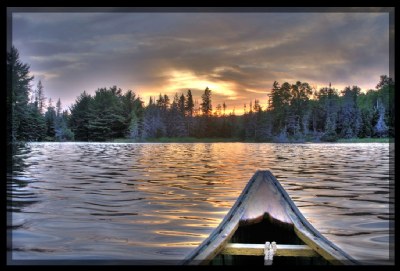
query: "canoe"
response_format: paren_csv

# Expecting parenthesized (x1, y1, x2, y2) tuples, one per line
(182, 170, 359, 265)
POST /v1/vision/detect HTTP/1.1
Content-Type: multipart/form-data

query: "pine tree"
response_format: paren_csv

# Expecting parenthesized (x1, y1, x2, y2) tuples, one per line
(35, 80, 46, 114)
(121, 89, 143, 140)
(86, 86, 127, 141)
(69, 91, 93, 141)
(45, 98, 56, 140)
(375, 75, 394, 137)
(338, 86, 361, 138)
(185, 89, 194, 117)
(142, 103, 166, 139)
(52, 98, 74, 141)
(201, 87, 212, 116)
(166, 93, 187, 137)
(178, 93, 186, 116)
(56, 98, 62, 117)
(374, 99, 388, 137)
(269, 81, 292, 136)
(129, 111, 141, 140)
(7, 46, 35, 141)
(316, 85, 340, 141)
(200, 87, 213, 136)
(185, 89, 195, 136)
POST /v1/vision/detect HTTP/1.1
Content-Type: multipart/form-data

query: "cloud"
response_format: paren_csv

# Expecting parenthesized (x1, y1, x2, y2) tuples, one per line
(11, 10, 391, 113)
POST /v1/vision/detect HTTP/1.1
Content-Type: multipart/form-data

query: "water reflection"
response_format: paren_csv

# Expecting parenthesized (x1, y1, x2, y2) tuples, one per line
(8, 142, 392, 264)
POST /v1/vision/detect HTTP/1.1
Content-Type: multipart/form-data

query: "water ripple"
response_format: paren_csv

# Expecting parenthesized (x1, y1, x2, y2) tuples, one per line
(8, 142, 392, 264)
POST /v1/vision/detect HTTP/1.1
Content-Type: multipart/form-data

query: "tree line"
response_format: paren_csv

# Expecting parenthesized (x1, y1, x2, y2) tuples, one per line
(7, 46, 394, 143)
(250, 79, 394, 142)
(7, 46, 74, 142)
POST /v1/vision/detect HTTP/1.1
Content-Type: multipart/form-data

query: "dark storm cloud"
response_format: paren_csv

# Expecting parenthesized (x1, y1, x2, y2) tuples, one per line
(11, 10, 391, 111)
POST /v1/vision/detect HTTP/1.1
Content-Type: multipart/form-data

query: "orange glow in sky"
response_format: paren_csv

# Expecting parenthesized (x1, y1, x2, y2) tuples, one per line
(136, 69, 270, 115)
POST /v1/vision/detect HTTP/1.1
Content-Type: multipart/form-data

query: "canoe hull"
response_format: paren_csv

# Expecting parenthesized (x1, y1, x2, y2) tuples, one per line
(183, 170, 359, 265)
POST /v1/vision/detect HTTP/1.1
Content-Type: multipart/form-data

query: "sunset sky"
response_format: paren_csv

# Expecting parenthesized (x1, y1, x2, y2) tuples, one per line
(10, 8, 393, 114)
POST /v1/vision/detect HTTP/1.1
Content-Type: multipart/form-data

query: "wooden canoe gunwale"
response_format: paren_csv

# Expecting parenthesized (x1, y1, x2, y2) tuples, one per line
(182, 172, 260, 264)
(182, 170, 359, 265)
(221, 243, 318, 257)
(262, 171, 359, 265)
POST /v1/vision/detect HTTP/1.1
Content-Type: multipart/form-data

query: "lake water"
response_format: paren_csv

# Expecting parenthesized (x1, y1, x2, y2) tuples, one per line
(7, 142, 393, 265)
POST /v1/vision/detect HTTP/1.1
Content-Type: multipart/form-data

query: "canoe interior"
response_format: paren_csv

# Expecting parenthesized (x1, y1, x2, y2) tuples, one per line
(210, 213, 330, 265)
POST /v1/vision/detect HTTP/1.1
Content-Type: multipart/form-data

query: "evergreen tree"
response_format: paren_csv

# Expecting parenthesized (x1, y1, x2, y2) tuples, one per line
(178, 93, 186, 116)
(185, 89, 194, 117)
(166, 93, 188, 137)
(338, 86, 361, 138)
(35, 80, 46, 114)
(357, 90, 377, 138)
(89, 86, 126, 141)
(199, 87, 213, 136)
(56, 98, 62, 117)
(374, 99, 388, 137)
(156, 93, 170, 111)
(129, 111, 141, 140)
(22, 103, 46, 141)
(287, 81, 312, 139)
(149, 96, 154, 106)
(317, 86, 340, 141)
(269, 81, 291, 136)
(53, 99, 74, 141)
(243, 99, 263, 140)
(55, 110, 74, 141)
(185, 89, 195, 136)
(376, 75, 394, 137)
(376, 75, 394, 89)
(69, 91, 93, 141)
(45, 98, 56, 140)
(142, 103, 166, 139)
(201, 87, 212, 116)
(7, 46, 35, 141)
(122, 90, 144, 140)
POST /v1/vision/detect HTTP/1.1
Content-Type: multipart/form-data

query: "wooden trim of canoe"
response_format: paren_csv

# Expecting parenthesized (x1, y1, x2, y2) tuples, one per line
(182, 170, 359, 265)
(221, 243, 318, 257)
(182, 172, 260, 264)
(263, 171, 358, 265)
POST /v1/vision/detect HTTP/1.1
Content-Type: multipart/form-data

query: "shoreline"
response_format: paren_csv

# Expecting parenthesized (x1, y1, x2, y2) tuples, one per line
(117, 137, 393, 144)
(11, 137, 393, 144)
